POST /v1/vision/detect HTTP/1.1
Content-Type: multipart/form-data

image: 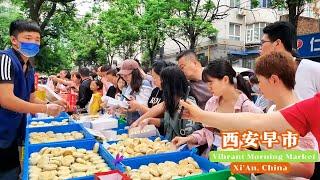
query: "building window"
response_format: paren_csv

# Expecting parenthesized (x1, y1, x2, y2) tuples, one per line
(246, 24, 253, 42)
(229, 23, 241, 41)
(246, 22, 267, 43)
(230, 0, 240, 8)
(260, 0, 271, 8)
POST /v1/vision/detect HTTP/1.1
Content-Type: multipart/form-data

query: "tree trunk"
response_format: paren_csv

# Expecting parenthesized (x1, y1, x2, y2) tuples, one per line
(28, 0, 41, 24)
(149, 37, 159, 64)
(148, 49, 156, 65)
(287, 1, 298, 50)
(189, 35, 196, 50)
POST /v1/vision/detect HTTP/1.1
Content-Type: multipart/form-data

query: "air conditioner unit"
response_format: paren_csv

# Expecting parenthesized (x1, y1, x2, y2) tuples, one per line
(237, 8, 246, 16)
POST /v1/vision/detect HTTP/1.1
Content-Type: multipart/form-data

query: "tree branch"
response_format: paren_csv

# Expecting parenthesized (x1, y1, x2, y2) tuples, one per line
(192, 0, 201, 20)
(171, 38, 187, 49)
(34, 0, 45, 12)
(172, 38, 182, 52)
(202, 6, 210, 21)
(40, 2, 57, 31)
(211, 0, 222, 21)
(296, 0, 305, 18)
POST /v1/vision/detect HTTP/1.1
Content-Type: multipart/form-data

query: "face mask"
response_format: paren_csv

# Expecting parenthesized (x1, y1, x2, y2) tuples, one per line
(18, 41, 40, 57)
(252, 84, 260, 93)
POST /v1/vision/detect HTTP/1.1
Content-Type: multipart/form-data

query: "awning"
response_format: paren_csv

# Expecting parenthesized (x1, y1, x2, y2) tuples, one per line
(228, 50, 260, 56)
(228, 50, 247, 56)
(245, 50, 259, 55)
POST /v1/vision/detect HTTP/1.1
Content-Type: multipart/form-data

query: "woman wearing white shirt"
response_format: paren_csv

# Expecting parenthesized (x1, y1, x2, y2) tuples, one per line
(117, 59, 152, 125)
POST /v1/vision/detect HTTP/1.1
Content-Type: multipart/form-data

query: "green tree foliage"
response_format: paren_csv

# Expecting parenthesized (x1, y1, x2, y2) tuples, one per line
(166, 0, 218, 50)
(0, 1, 23, 49)
(98, 0, 141, 60)
(35, 11, 76, 73)
(271, 0, 314, 49)
(138, 0, 174, 65)
(2, 0, 262, 71)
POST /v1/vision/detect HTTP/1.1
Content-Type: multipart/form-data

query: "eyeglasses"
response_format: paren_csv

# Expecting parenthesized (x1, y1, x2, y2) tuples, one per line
(260, 40, 272, 45)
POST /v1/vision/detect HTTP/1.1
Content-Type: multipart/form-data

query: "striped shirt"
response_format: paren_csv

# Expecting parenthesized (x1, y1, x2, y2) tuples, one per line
(0, 54, 14, 83)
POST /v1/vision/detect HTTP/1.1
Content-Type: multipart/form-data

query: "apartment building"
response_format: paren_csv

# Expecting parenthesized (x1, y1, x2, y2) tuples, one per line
(162, 0, 319, 69)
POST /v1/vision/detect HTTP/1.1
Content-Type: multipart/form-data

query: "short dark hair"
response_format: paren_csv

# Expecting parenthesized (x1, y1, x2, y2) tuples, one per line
(263, 21, 295, 52)
(255, 51, 296, 90)
(101, 65, 111, 72)
(176, 49, 198, 62)
(106, 68, 118, 76)
(249, 75, 259, 84)
(152, 61, 168, 75)
(79, 67, 91, 77)
(10, 19, 41, 36)
(93, 80, 103, 90)
(142, 66, 150, 74)
(90, 72, 97, 80)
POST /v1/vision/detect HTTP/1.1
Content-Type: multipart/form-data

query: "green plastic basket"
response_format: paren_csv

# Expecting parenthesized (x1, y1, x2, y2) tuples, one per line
(179, 169, 249, 180)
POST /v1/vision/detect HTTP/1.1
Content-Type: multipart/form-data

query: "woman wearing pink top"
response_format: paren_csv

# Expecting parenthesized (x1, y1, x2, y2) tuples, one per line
(172, 61, 262, 156)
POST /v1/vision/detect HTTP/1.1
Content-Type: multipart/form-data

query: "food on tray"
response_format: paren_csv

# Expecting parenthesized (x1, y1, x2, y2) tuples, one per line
(28, 119, 69, 128)
(126, 157, 203, 179)
(115, 133, 129, 141)
(228, 176, 237, 180)
(107, 137, 176, 158)
(28, 143, 110, 180)
(128, 125, 158, 138)
(29, 131, 84, 144)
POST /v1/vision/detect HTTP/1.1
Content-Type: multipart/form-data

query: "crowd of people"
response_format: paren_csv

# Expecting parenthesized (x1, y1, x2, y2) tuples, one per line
(48, 23, 320, 180)
(1, 18, 320, 179)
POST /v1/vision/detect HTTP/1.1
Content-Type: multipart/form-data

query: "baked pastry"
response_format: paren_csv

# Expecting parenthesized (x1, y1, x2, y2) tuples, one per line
(28, 146, 110, 179)
(126, 157, 203, 179)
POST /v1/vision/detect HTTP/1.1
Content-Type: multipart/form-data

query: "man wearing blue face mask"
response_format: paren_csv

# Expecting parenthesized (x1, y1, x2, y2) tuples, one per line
(0, 19, 65, 179)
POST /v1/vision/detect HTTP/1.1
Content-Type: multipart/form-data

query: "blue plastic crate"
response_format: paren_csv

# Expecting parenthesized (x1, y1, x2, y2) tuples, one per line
(25, 123, 94, 146)
(120, 151, 226, 174)
(23, 139, 124, 180)
(105, 128, 128, 141)
(27, 117, 74, 128)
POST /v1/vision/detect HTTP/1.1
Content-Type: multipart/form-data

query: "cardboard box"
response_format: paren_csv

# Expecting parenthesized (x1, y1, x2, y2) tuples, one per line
(94, 170, 130, 180)
(91, 117, 118, 131)
(102, 96, 129, 109)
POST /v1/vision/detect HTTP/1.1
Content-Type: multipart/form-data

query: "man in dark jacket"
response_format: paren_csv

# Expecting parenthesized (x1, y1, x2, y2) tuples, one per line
(77, 68, 93, 110)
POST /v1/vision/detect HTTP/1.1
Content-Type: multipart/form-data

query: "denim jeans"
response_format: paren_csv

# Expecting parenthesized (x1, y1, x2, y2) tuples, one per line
(0, 167, 20, 180)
